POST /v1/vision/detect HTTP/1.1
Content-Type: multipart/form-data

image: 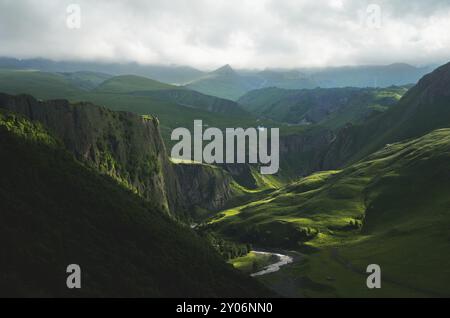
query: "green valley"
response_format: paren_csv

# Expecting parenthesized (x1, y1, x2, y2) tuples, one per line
(2, 0, 450, 301)
(1, 60, 450, 298)
(211, 129, 450, 297)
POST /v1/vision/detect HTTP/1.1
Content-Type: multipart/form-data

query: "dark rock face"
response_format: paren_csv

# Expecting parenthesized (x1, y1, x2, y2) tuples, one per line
(219, 163, 257, 189)
(173, 163, 234, 216)
(321, 123, 357, 170)
(0, 93, 234, 218)
(279, 129, 336, 177)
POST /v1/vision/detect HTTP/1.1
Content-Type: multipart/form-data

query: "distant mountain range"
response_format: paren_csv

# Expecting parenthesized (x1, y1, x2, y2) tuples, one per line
(0, 58, 436, 100)
(187, 63, 435, 100)
(0, 57, 203, 85)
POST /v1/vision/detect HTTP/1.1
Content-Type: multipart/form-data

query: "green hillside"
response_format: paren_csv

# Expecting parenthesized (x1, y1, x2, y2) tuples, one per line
(323, 62, 450, 168)
(186, 65, 256, 100)
(130, 89, 249, 116)
(0, 109, 271, 297)
(238, 86, 408, 128)
(95, 74, 176, 93)
(0, 69, 82, 99)
(60, 71, 112, 90)
(245, 63, 450, 179)
(208, 129, 450, 297)
(91, 74, 252, 124)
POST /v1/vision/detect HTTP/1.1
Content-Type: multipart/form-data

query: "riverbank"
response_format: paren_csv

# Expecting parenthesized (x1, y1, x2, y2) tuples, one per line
(230, 250, 298, 277)
(250, 251, 294, 276)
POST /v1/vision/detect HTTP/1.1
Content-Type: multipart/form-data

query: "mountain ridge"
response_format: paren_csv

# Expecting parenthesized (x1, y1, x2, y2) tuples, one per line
(321, 61, 450, 169)
(0, 93, 239, 219)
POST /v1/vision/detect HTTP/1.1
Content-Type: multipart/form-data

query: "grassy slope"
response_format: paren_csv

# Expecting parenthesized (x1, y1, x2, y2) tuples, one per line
(208, 129, 450, 297)
(60, 71, 113, 90)
(94, 73, 248, 116)
(229, 252, 277, 274)
(185, 72, 251, 101)
(326, 62, 450, 167)
(0, 69, 82, 99)
(94, 74, 175, 93)
(0, 109, 271, 297)
(238, 86, 407, 128)
(130, 89, 249, 117)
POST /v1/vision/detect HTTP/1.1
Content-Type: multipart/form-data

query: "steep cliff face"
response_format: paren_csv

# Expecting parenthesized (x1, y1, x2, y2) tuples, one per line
(219, 163, 257, 189)
(0, 93, 170, 212)
(279, 128, 336, 177)
(0, 93, 235, 218)
(321, 123, 357, 170)
(172, 161, 235, 218)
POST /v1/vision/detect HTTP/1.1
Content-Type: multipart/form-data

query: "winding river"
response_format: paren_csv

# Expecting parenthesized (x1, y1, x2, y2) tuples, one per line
(250, 251, 294, 277)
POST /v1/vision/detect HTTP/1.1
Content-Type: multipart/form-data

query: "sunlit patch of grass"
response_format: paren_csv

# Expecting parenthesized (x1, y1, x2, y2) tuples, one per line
(229, 251, 275, 274)
(208, 208, 241, 224)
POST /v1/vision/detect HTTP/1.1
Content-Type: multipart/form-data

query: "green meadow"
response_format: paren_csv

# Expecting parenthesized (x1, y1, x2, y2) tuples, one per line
(219, 129, 450, 297)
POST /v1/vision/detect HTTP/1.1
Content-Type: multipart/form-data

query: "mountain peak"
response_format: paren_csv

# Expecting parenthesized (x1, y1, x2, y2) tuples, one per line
(386, 62, 416, 71)
(211, 64, 235, 76)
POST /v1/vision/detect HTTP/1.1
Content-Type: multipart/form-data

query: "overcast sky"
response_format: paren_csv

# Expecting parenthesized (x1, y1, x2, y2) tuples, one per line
(0, 0, 449, 69)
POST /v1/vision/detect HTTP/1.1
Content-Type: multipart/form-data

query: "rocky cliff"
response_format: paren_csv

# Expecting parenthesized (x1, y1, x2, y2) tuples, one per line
(279, 128, 336, 177)
(172, 161, 235, 218)
(0, 93, 235, 218)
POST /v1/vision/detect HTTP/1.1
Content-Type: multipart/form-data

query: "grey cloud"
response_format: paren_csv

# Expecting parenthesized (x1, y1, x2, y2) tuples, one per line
(0, 0, 449, 69)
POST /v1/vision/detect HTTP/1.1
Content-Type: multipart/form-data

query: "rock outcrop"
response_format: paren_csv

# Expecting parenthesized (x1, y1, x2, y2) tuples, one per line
(0, 93, 235, 219)
(279, 128, 336, 177)
(173, 162, 234, 217)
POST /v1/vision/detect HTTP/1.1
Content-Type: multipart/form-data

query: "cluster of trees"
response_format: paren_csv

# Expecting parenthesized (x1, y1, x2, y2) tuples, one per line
(199, 230, 251, 260)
